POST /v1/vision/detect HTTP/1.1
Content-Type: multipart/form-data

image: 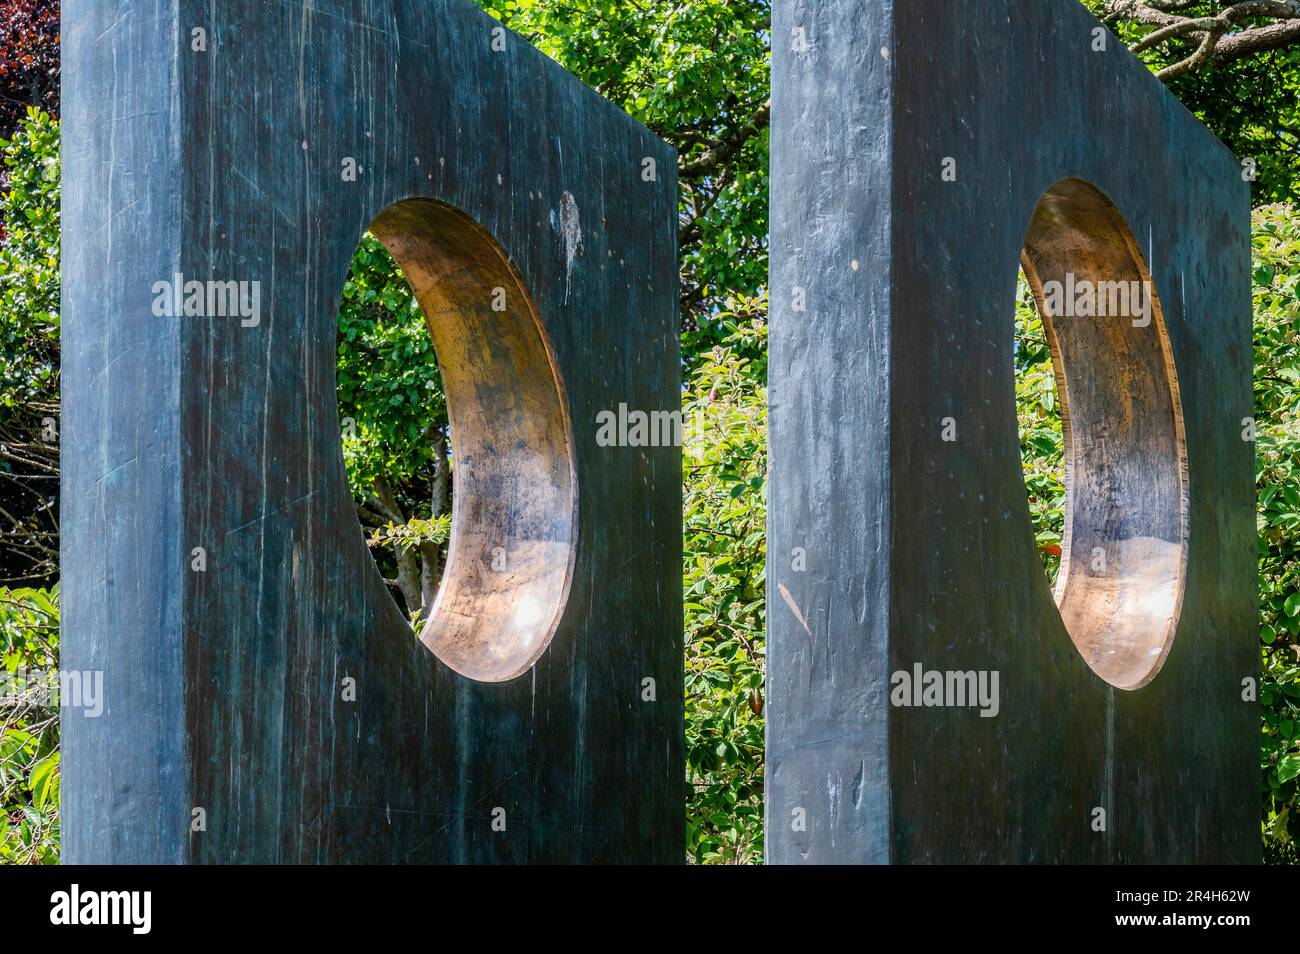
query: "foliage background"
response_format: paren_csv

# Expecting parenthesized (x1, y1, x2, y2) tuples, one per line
(0, 107, 58, 862)
(2, 0, 1299, 865)
(1248, 204, 1300, 863)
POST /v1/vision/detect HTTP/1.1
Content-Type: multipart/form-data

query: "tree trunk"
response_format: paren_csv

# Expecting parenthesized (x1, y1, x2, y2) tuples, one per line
(370, 474, 424, 619)
(419, 428, 452, 610)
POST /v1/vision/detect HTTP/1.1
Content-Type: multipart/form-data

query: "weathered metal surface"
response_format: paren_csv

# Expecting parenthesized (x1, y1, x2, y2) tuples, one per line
(768, 0, 1256, 863)
(62, 0, 681, 863)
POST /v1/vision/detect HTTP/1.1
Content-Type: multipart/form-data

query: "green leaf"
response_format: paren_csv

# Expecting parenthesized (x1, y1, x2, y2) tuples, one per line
(1279, 753, 1300, 785)
(29, 754, 57, 809)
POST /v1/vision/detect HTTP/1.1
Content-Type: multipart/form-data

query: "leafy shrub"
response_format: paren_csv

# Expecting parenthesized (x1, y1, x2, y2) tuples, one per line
(0, 108, 58, 586)
(0, 584, 59, 863)
(683, 298, 766, 863)
(0, 107, 60, 864)
(1252, 203, 1300, 859)
(336, 235, 451, 621)
(1015, 274, 1065, 581)
(0, 1, 59, 142)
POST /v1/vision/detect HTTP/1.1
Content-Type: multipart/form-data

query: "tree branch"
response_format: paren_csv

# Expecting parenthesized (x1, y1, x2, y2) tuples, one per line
(1212, 16, 1300, 62)
(1107, 0, 1300, 80)
(678, 100, 770, 180)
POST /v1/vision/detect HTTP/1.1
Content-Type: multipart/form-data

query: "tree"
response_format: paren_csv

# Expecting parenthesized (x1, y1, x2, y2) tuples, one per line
(336, 236, 451, 622)
(0, 109, 57, 586)
(0, 1, 59, 142)
(0, 0, 60, 589)
(1099, 1, 1300, 79)
(0, 110, 58, 864)
(1087, 1, 1300, 202)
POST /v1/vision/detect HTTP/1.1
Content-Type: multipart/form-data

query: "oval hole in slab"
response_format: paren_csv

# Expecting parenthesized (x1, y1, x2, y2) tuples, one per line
(1017, 178, 1189, 690)
(340, 199, 577, 683)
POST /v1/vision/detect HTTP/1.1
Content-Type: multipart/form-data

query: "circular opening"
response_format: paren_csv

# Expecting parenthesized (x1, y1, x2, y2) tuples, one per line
(339, 199, 577, 683)
(1017, 178, 1189, 690)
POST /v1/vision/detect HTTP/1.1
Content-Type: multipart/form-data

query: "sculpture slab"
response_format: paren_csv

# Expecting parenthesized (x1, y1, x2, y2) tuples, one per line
(767, 0, 1256, 863)
(61, 0, 681, 863)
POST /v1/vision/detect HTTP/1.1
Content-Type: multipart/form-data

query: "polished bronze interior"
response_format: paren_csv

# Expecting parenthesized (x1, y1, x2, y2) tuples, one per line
(368, 199, 577, 683)
(1019, 179, 1189, 690)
